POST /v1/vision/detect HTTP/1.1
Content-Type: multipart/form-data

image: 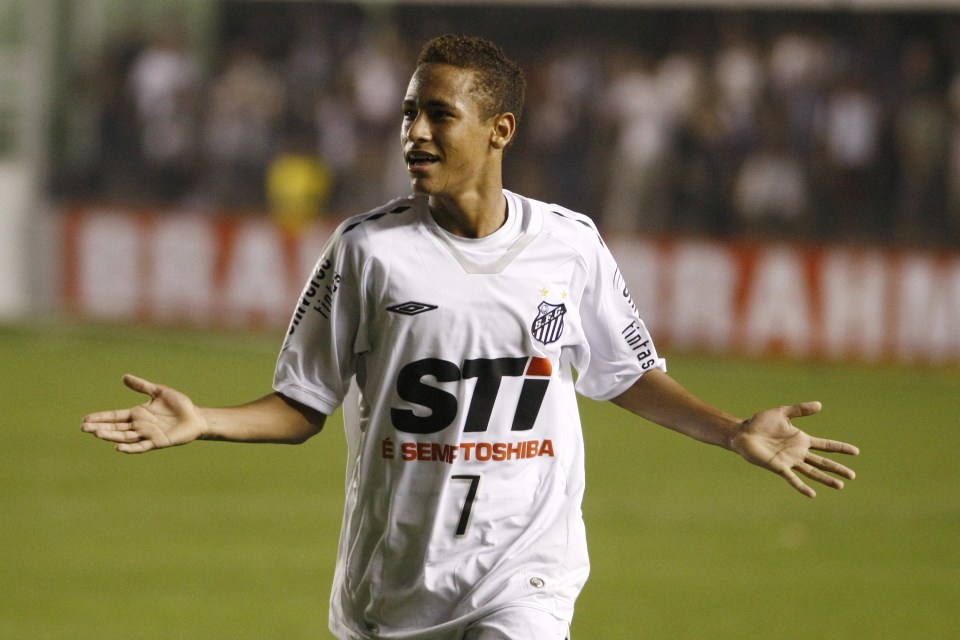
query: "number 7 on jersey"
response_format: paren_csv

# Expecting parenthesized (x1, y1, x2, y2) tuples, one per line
(451, 474, 480, 537)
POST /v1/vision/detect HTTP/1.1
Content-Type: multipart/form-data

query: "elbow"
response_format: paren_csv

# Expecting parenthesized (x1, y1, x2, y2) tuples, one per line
(276, 394, 327, 444)
(284, 420, 324, 445)
(288, 429, 319, 445)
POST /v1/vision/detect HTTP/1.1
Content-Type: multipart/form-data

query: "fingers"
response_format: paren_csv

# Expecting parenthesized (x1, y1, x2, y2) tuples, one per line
(116, 439, 156, 454)
(806, 452, 857, 480)
(81, 419, 157, 454)
(81, 374, 158, 428)
(782, 401, 822, 419)
(82, 422, 135, 442)
(81, 373, 157, 437)
(122, 374, 161, 398)
(810, 437, 860, 457)
(797, 461, 845, 490)
(81, 418, 142, 445)
(779, 451, 857, 498)
(82, 408, 133, 425)
(781, 468, 817, 499)
(776, 402, 859, 497)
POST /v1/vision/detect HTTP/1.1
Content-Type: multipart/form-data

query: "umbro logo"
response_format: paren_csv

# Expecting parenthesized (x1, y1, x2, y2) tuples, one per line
(387, 301, 438, 316)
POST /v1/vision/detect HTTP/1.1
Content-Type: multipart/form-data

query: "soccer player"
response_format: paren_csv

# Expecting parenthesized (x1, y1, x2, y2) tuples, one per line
(82, 35, 859, 640)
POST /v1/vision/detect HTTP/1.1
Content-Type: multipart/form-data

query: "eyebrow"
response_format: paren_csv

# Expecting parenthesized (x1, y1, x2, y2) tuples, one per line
(402, 98, 459, 111)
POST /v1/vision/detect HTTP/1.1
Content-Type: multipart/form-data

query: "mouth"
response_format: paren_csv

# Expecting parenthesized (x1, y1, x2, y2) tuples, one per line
(405, 150, 440, 171)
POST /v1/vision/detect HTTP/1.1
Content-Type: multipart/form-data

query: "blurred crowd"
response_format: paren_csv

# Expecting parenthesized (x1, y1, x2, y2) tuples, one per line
(54, 4, 960, 247)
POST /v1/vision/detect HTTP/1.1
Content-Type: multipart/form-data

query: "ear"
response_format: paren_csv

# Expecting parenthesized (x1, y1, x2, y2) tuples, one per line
(490, 112, 517, 150)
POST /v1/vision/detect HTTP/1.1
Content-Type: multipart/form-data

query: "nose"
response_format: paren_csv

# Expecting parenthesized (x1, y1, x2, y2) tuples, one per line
(405, 111, 431, 143)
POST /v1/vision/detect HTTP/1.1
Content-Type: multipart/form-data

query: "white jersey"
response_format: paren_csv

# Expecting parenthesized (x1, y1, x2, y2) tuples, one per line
(274, 190, 665, 639)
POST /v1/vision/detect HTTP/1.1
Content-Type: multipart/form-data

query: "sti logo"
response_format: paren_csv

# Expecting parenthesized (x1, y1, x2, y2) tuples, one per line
(392, 356, 552, 435)
(531, 302, 566, 345)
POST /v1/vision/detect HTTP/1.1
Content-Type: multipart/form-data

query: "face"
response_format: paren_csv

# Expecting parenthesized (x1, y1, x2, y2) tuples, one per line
(401, 64, 503, 198)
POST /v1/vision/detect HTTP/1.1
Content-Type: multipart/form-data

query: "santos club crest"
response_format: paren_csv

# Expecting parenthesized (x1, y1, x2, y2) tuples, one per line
(532, 301, 567, 344)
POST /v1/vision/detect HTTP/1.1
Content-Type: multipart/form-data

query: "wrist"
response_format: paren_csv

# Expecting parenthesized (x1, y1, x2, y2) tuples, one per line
(195, 408, 215, 441)
(722, 417, 747, 453)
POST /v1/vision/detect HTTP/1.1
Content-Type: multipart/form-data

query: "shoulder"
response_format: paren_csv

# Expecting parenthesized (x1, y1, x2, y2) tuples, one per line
(337, 195, 421, 238)
(542, 205, 605, 246)
(509, 191, 606, 252)
(328, 195, 423, 253)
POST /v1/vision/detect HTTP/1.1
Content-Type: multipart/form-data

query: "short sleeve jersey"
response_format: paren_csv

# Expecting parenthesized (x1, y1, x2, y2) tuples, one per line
(274, 190, 665, 639)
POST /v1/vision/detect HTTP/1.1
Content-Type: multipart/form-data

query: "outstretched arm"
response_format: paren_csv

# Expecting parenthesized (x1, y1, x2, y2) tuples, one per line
(611, 369, 859, 498)
(81, 374, 326, 454)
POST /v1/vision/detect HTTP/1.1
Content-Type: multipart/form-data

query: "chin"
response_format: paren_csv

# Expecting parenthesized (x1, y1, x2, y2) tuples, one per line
(410, 178, 441, 196)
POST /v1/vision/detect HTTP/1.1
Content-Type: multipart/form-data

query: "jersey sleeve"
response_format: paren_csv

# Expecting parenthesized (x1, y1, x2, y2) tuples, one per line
(273, 223, 367, 415)
(573, 235, 665, 401)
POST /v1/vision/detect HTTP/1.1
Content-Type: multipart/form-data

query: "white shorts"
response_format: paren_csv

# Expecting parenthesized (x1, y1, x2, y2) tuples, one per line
(337, 603, 571, 640)
(460, 605, 570, 640)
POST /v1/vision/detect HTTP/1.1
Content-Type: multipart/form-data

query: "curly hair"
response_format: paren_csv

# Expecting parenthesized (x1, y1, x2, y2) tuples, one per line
(417, 35, 526, 126)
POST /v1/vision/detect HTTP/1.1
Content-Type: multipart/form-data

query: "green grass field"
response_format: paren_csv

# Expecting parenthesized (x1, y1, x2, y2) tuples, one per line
(2, 321, 957, 639)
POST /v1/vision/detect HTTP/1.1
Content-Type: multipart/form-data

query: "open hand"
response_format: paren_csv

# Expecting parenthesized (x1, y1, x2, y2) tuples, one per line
(732, 402, 859, 498)
(81, 375, 206, 454)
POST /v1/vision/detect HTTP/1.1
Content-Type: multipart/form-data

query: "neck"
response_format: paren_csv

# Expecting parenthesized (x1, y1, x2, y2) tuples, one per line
(428, 190, 507, 239)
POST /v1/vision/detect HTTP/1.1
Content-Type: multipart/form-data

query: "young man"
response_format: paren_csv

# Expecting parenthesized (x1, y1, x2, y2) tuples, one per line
(82, 35, 859, 640)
